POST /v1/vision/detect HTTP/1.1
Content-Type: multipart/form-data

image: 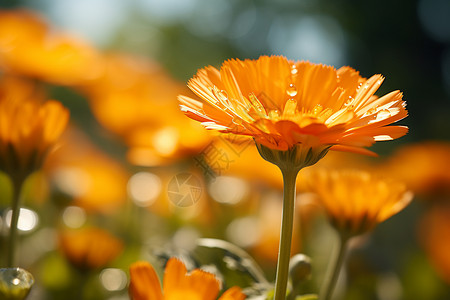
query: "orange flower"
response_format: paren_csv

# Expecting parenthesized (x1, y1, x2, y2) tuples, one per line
(0, 76, 69, 179)
(179, 56, 408, 156)
(306, 169, 413, 236)
(59, 227, 123, 270)
(0, 9, 102, 85)
(379, 141, 450, 198)
(129, 258, 246, 300)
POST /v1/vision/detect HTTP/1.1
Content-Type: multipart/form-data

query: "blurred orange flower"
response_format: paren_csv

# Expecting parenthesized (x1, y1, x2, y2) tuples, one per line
(129, 258, 246, 300)
(83, 53, 211, 166)
(179, 56, 408, 156)
(44, 127, 129, 213)
(380, 141, 450, 198)
(420, 204, 450, 284)
(0, 9, 103, 85)
(0, 76, 69, 179)
(59, 227, 123, 270)
(306, 169, 413, 236)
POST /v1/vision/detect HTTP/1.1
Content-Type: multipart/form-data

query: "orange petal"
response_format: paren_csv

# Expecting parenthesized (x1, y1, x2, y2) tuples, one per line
(219, 286, 246, 300)
(129, 261, 163, 300)
(163, 258, 188, 296)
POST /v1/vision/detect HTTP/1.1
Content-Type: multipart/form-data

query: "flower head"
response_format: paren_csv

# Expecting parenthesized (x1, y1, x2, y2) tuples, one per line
(306, 169, 413, 237)
(179, 56, 408, 156)
(59, 227, 123, 270)
(0, 76, 69, 179)
(129, 258, 246, 300)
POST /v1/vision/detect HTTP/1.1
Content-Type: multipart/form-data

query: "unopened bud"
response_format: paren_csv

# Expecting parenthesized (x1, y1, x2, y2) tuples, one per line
(289, 254, 312, 284)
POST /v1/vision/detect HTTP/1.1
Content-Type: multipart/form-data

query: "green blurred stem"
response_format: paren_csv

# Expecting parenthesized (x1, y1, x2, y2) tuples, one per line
(7, 176, 26, 267)
(319, 234, 350, 300)
(274, 168, 299, 300)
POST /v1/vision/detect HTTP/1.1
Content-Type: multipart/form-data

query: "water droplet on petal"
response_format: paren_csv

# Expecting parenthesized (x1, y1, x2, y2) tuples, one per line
(291, 64, 298, 75)
(212, 86, 229, 103)
(344, 97, 354, 107)
(313, 104, 323, 115)
(286, 84, 298, 97)
(269, 109, 280, 119)
(218, 90, 228, 101)
(376, 109, 391, 120)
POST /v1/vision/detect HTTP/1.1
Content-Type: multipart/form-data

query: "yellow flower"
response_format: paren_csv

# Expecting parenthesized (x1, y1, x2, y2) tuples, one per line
(179, 56, 408, 156)
(59, 227, 123, 270)
(129, 258, 246, 300)
(0, 76, 69, 180)
(306, 169, 413, 236)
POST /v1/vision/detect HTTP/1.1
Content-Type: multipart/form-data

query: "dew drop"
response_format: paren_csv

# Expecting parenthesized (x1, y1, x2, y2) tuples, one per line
(286, 84, 298, 97)
(269, 109, 280, 119)
(344, 97, 354, 107)
(218, 90, 228, 101)
(313, 104, 323, 115)
(366, 106, 378, 115)
(376, 109, 391, 120)
(291, 64, 298, 75)
(212, 86, 229, 102)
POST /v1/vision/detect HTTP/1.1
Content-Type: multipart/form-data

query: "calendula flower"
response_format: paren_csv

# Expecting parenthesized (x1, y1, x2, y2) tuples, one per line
(129, 258, 246, 300)
(306, 169, 413, 300)
(0, 9, 102, 86)
(59, 227, 123, 270)
(0, 76, 69, 180)
(306, 169, 413, 237)
(179, 55, 407, 157)
(180, 56, 409, 300)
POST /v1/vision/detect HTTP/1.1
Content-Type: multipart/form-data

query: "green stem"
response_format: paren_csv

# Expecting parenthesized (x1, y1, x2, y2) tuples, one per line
(319, 234, 349, 300)
(7, 176, 26, 267)
(274, 168, 299, 300)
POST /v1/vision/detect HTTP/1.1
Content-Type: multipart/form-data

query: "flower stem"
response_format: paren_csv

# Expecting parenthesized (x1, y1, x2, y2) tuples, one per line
(319, 234, 349, 300)
(274, 168, 299, 300)
(7, 176, 26, 267)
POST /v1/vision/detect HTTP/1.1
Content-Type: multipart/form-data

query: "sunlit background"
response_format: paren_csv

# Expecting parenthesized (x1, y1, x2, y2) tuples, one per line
(0, 0, 449, 299)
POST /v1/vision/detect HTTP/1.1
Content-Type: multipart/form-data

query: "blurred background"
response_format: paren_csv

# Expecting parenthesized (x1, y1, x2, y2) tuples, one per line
(0, 0, 449, 299)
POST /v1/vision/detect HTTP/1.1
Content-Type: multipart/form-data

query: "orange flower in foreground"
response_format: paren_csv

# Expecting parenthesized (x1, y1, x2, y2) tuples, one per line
(0, 9, 102, 85)
(129, 258, 246, 300)
(306, 169, 413, 236)
(179, 56, 408, 156)
(0, 76, 69, 179)
(59, 227, 123, 270)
